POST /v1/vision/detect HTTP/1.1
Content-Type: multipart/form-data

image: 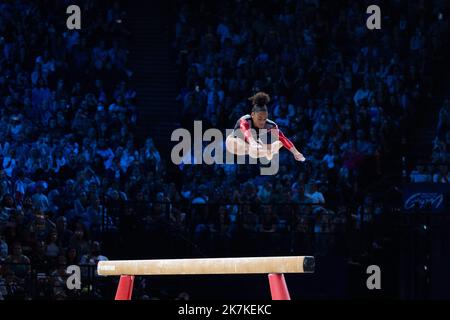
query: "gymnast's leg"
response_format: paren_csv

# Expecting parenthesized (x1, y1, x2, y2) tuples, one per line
(225, 135, 269, 158)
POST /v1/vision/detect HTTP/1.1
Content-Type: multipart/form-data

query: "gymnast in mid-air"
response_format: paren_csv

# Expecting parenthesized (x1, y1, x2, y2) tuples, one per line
(226, 91, 306, 162)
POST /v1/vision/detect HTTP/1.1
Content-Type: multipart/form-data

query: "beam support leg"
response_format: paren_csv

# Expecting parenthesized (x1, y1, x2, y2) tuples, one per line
(115, 275, 135, 300)
(268, 273, 291, 300)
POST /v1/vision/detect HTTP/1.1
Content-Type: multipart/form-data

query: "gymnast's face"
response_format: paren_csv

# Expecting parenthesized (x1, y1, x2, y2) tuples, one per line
(251, 111, 268, 129)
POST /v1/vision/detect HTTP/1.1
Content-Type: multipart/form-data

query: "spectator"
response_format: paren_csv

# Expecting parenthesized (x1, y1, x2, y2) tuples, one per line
(410, 165, 432, 183)
(305, 183, 325, 205)
(0, 234, 8, 261)
(433, 165, 450, 183)
(44, 232, 60, 260)
(4, 243, 31, 280)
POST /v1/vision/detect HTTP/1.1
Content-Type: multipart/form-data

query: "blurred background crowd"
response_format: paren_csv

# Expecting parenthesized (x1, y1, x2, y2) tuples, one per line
(0, 0, 448, 300)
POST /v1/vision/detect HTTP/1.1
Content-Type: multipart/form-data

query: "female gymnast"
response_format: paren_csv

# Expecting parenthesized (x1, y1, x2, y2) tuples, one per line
(226, 92, 306, 162)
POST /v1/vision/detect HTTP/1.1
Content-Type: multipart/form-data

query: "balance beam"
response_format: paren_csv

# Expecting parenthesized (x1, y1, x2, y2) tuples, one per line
(97, 256, 315, 276)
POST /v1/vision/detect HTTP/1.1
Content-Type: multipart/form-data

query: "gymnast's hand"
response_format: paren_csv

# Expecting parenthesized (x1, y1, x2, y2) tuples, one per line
(292, 149, 306, 162)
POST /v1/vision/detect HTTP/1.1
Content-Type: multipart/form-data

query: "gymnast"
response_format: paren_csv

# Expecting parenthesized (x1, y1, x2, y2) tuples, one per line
(226, 91, 305, 162)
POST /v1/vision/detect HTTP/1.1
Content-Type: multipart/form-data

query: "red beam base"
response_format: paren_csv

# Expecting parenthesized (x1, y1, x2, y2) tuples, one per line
(268, 273, 291, 300)
(115, 275, 135, 300)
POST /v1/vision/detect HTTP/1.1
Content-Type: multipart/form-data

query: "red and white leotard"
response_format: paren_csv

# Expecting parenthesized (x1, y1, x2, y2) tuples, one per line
(232, 114, 294, 150)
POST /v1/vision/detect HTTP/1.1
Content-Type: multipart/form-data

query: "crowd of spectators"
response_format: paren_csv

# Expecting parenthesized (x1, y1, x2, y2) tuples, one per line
(409, 98, 450, 183)
(173, 0, 447, 250)
(430, 97, 450, 182)
(0, 0, 167, 299)
(430, 98, 450, 182)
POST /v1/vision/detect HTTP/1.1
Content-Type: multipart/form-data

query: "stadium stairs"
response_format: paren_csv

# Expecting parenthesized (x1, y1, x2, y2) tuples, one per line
(126, 0, 180, 153)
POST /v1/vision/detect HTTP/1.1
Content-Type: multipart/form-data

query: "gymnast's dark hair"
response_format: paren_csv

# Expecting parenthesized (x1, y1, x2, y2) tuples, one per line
(249, 92, 270, 113)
